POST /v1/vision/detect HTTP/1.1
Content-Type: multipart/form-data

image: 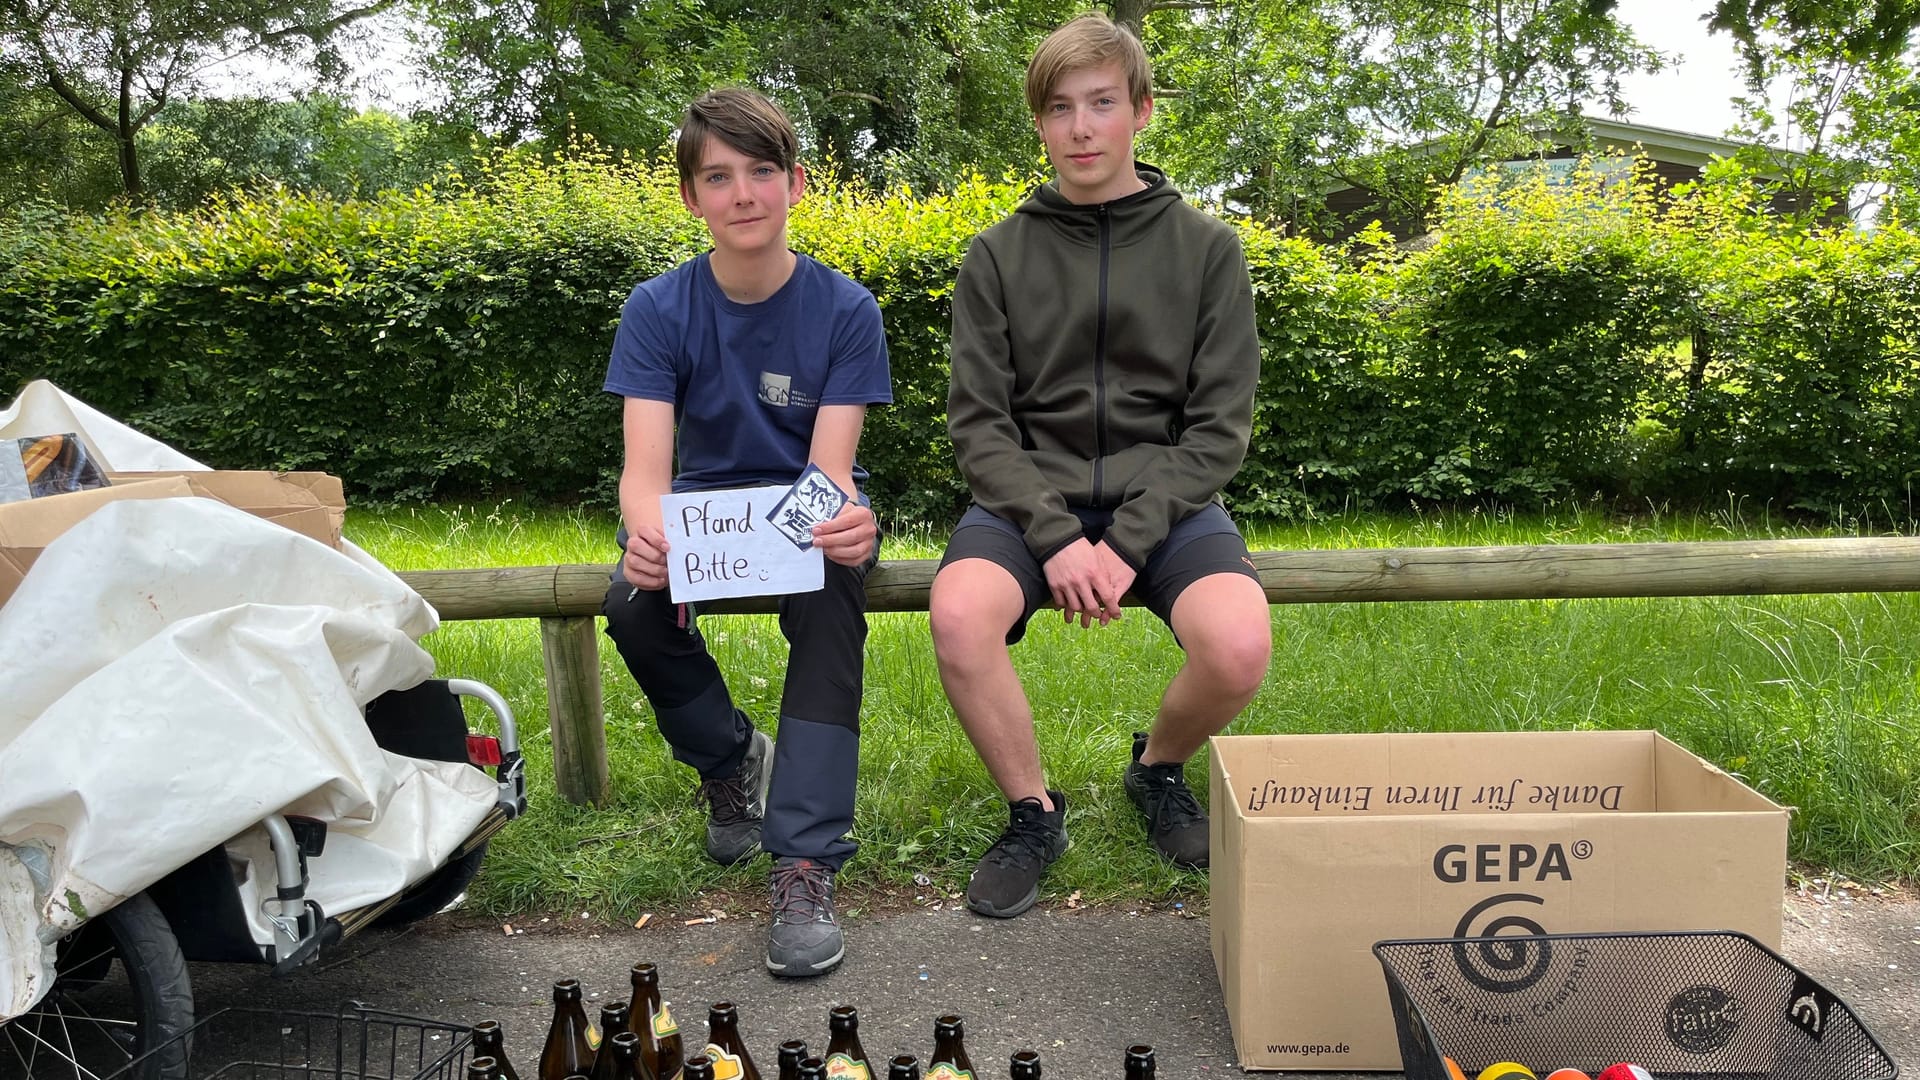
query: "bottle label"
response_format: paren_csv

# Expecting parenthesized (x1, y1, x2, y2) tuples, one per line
(824, 1053, 872, 1079)
(587, 1025, 602, 1051)
(703, 1044, 746, 1080)
(652, 1003, 678, 1039)
(926, 1067, 974, 1080)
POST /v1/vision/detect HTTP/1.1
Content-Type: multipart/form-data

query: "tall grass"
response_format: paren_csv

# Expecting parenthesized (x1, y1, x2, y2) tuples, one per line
(347, 500, 1920, 915)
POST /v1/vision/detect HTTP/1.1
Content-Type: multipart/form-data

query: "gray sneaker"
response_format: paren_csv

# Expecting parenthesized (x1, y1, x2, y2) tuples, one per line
(699, 728, 772, 866)
(766, 857, 844, 977)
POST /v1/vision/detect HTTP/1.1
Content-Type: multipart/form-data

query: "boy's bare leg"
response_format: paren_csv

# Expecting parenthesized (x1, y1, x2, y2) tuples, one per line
(929, 558, 1054, 811)
(1146, 572, 1273, 764)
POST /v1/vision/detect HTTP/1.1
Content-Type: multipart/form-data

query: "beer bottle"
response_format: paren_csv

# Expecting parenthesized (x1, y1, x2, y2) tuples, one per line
(1007, 1051, 1041, 1079)
(540, 979, 596, 1080)
(588, 1003, 632, 1079)
(796, 1058, 829, 1080)
(627, 963, 685, 1080)
(682, 1054, 716, 1080)
(822, 1005, 870, 1079)
(469, 1058, 503, 1080)
(777, 1040, 810, 1080)
(703, 1002, 762, 1080)
(925, 1016, 973, 1080)
(472, 1020, 523, 1080)
(887, 1056, 921, 1080)
(595, 1031, 656, 1080)
(1123, 1045, 1154, 1080)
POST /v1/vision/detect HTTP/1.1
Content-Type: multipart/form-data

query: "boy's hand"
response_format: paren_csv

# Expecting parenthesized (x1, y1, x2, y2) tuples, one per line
(1044, 538, 1130, 628)
(811, 502, 878, 566)
(622, 524, 671, 591)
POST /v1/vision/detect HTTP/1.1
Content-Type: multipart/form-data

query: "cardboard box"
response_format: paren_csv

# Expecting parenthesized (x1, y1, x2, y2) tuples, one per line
(0, 470, 346, 608)
(108, 470, 345, 550)
(0, 476, 196, 604)
(1209, 730, 1788, 1071)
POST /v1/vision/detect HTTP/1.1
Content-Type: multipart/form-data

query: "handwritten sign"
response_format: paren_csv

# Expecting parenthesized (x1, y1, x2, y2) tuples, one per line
(661, 485, 823, 603)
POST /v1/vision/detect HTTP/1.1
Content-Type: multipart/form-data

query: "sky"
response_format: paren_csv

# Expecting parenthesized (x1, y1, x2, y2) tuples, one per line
(1600, 0, 1753, 138)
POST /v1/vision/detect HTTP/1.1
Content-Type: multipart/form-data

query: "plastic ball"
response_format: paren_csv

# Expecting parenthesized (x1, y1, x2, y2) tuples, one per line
(1443, 1058, 1469, 1080)
(1544, 1070, 1593, 1080)
(1476, 1063, 1536, 1080)
(1595, 1065, 1654, 1080)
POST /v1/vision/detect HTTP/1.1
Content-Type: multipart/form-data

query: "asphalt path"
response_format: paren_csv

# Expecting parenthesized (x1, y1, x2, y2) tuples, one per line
(176, 886, 1917, 1080)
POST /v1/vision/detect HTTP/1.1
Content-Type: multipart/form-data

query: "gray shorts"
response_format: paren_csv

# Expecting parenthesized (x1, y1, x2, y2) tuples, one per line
(938, 502, 1259, 645)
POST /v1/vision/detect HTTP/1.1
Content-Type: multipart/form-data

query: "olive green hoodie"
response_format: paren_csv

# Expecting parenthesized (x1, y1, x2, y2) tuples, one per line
(946, 163, 1260, 569)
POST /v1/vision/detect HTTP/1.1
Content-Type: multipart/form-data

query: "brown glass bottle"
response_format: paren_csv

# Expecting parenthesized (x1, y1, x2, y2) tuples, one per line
(703, 1002, 762, 1080)
(682, 1054, 716, 1080)
(540, 979, 596, 1080)
(925, 1015, 973, 1080)
(796, 1058, 828, 1080)
(1007, 1051, 1041, 1079)
(822, 1005, 870, 1079)
(1123, 1045, 1154, 1080)
(588, 1004, 634, 1080)
(777, 1040, 810, 1080)
(887, 1056, 921, 1080)
(469, 1058, 503, 1080)
(599, 1031, 657, 1080)
(627, 964, 685, 1080)
(472, 1021, 523, 1080)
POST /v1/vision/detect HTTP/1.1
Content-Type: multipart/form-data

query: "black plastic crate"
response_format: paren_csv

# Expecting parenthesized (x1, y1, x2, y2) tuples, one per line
(1374, 930, 1898, 1080)
(105, 1003, 475, 1080)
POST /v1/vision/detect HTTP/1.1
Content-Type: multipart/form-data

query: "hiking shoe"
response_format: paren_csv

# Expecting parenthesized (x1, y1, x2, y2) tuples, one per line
(1123, 732, 1209, 868)
(965, 790, 1069, 918)
(698, 728, 772, 866)
(766, 857, 844, 977)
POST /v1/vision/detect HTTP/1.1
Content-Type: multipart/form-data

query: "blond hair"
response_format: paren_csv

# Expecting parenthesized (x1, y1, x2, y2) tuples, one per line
(675, 87, 799, 186)
(1024, 12, 1152, 115)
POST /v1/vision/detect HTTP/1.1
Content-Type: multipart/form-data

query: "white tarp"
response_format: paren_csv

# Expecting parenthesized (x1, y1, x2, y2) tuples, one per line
(0, 384, 498, 1022)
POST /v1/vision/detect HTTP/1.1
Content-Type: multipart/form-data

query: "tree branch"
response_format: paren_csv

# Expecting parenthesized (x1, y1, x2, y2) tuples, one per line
(41, 65, 115, 133)
(255, 0, 401, 47)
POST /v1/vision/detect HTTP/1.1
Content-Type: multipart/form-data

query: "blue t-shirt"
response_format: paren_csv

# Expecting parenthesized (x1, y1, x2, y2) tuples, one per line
(604, 253, 892, 492)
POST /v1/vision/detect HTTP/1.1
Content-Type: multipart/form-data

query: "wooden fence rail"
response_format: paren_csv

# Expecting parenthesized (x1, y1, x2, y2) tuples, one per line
(396, 537, 1920, 805)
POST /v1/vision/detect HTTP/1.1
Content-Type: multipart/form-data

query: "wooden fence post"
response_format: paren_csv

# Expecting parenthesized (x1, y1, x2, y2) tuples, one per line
(539, 615, 608, 806)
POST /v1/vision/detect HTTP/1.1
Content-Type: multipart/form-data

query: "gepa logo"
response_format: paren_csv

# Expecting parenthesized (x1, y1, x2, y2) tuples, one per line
(1433, 841, 1590, 883)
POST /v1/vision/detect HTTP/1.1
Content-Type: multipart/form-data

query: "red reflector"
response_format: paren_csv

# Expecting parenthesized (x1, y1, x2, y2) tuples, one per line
(466, 734, 503, 767)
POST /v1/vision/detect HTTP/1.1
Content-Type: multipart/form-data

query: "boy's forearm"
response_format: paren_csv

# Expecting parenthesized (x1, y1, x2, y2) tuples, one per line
(1105, 237, 1260, 565)
(948, 246, 1083, 558)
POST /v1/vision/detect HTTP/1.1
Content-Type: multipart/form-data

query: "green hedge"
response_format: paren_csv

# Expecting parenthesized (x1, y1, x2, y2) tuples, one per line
(3, 152, 1915, 523)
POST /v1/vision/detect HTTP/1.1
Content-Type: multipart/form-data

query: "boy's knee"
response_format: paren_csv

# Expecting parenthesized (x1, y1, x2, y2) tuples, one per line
(928, 590, 1003, 663)
(1201, 625, 1272, 699)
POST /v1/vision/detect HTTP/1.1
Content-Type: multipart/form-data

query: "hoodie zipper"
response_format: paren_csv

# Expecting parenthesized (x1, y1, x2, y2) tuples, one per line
(1093, 203, 1111, 505)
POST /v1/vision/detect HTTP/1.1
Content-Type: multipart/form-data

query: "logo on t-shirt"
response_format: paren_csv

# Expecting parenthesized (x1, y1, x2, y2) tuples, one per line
(758, 371, 791, 407)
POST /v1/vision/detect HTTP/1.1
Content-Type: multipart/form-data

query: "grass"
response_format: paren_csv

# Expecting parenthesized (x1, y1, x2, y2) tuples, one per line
(347, 499, 1920, 917)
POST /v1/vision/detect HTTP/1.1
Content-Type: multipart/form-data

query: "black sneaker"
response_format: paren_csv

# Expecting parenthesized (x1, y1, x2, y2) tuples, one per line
(965, 790, 1069, 918)
(1122, 732, 1209, 869)
(766, 857, 844, 977)
(698, 728, 772, 866)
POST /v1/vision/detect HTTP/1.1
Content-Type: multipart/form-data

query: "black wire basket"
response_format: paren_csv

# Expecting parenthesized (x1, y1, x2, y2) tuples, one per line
(1374, 930, 1898, 1080)
(107, 1003, 475, 1080)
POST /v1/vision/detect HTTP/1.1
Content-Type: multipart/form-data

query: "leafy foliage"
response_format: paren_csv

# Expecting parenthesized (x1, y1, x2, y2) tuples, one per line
(2, 153, 1915, 523)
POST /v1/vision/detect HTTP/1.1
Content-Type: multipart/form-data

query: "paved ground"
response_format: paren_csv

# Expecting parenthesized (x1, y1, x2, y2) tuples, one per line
(177, 885, 1917, 1079)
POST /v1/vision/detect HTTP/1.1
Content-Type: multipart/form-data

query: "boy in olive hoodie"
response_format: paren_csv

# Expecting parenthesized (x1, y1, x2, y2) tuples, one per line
(928, 12, 1272, 919)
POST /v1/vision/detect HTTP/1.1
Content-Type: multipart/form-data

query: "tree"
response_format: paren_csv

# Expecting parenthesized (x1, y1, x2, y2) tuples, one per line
(0, 0, 397, 200)
(1715, 2, 1919, 224)
(1137, 0, 1659, 231)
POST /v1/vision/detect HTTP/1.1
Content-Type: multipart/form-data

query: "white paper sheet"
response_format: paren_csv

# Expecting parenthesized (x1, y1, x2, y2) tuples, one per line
(661, 485, 823, 602)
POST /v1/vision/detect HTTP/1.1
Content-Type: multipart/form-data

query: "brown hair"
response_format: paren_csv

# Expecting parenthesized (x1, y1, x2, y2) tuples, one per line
(675, 88, 799, 186)
(1024, 12, 1152, 115)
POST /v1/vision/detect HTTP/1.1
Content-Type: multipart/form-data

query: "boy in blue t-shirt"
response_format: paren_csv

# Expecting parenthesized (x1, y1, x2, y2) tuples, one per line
(600, 87, 892, 978)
